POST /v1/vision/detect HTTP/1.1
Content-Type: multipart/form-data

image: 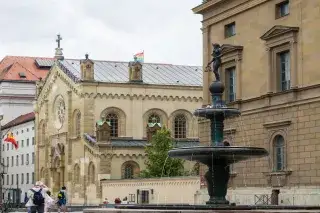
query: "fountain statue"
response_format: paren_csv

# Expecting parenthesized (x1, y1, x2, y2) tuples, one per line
(168, 43, 268, 205)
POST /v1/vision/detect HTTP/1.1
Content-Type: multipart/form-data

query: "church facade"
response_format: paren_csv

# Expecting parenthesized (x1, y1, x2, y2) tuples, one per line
(34, 53, 203, 204)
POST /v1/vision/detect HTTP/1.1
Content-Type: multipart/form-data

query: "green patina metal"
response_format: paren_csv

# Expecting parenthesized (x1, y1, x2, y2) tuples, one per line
(96, 120, 111, 126)
(211, 93, 224, 146)
(147, 122, 161, 128)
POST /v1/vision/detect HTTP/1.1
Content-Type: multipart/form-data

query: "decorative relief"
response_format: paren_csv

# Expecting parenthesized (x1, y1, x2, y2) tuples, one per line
(53, 95, 66, 129)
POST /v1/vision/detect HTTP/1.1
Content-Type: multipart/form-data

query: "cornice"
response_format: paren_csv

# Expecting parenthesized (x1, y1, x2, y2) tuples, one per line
(86, 81, 202, 91)
(263, 120, 291, 129)
(192, 0, 227, 14)
(81, 92, 203, 102)
(202, 0, 269, 27)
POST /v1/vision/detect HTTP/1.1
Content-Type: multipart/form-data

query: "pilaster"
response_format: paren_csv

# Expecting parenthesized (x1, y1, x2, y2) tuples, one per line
(83, 97, 95, 135)
(235, 56, 242, 100)
(67, 91, 73, 165)
(290, 40, 298, 89)
(266, 47, 273, 94)
(202, 26, 211, 105)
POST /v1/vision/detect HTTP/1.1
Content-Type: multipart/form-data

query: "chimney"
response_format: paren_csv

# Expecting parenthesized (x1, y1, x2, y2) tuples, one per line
(128, 56, 143, 82)
(80, 53, 94, 81)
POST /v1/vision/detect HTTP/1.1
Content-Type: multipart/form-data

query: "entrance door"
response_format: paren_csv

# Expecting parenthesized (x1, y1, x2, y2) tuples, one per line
(141, 190, 149, 204)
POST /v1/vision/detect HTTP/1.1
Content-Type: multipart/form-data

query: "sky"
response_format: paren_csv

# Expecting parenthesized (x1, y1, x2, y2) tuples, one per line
(0, 0, 203, 66)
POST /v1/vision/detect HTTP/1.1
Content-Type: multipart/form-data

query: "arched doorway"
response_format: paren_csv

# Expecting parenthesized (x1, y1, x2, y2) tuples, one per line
(50, 143, 65, 193)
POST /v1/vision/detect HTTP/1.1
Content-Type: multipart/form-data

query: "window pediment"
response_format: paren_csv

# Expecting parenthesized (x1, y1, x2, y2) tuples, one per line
(260, 25, 299, 41)
(221, 44, 243, 54)
(221, 44, 243, 63)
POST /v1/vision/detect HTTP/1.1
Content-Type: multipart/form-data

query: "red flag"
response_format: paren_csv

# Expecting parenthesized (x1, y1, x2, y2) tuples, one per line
(4, 132, 18, 149)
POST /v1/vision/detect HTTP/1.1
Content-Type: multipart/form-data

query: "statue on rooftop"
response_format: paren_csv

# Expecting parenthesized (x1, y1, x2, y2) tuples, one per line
(205, 43, 222, 81)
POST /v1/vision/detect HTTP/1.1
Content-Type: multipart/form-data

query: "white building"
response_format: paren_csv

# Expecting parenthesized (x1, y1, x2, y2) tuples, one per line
(1, 112, 35, 203)
(0, 80, 36, 124)
(0, 56, 52, 124)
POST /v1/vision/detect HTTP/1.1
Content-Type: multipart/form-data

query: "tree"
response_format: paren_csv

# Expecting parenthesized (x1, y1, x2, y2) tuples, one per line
(140, 126, 185, 178)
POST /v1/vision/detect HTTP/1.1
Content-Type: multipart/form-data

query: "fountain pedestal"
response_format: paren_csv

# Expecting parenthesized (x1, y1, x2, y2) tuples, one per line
(205, 162, 230, 205)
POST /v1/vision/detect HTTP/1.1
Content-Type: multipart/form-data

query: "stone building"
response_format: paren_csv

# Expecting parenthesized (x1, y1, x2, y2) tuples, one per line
(34, 44, 202, 204)
(193, 0, 320, 205)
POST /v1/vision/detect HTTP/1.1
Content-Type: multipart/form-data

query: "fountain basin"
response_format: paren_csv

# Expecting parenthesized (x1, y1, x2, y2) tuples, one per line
(168, 146, 268, 165)
(194, 108, 240, 119)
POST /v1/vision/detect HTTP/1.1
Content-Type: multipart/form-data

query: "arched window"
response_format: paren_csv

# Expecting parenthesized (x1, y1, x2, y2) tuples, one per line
(148, 113, 160, 124)
(121, 161, 140, 179)
(74, 111, 81, 137)
(106, 113, 118, 137)
(74, 164, 80, 184)
(174, 114, 187, 138)
(273, 135, 285, 171)
(124, 164, 134, 179)
(88, 162, 95, 184)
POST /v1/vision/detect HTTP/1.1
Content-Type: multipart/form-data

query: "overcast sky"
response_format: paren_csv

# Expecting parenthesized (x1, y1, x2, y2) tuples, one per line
(0, 0, 202, 65)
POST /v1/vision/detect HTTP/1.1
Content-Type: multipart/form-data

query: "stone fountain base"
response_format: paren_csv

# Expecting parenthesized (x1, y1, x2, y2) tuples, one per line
(83, 205, 320, 213)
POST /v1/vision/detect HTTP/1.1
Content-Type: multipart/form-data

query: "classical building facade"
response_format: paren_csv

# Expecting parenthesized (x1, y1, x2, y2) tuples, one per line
(35, 51, 202, 204)
(194, 0, 320, 205)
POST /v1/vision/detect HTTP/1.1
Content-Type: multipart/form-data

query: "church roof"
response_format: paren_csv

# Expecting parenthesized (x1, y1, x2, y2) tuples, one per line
(0, 56, 51, 81)
(0, 56, 202, 86)
(59, 59, 202, 86)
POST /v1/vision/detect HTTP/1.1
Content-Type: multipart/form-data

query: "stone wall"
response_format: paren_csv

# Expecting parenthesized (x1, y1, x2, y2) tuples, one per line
(101, 177, 200, 204)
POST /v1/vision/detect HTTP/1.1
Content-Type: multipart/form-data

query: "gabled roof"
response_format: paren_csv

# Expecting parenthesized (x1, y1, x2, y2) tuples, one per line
(260, 25, 299, 41)
(2, 112, 35, 130)
(57, 59, 202, 86)
(0, 56, 53, 81)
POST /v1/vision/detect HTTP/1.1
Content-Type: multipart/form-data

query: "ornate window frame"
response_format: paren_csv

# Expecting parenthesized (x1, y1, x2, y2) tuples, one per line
(260, 25, 299, 93)
(220, 44, 243, 102)
(121, 161, 140, 179)
(143, 108, 168, 137)
(88, 161, 96, 184)
(73, 163, 80, 184)
(169, 109, 194, 139)
(100, 107, 126, 137)
(263, 120, 292, 187)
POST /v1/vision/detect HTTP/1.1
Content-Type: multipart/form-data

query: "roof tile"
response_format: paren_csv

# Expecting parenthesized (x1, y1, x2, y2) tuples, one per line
(2, 112, 35, 130)
(0, 56, 52, 81)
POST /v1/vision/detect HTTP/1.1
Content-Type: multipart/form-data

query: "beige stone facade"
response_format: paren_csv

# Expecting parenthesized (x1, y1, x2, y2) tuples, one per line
(101, 177, 200, 205)
(34, 57, 202, 205)
(194, 0, 320, 205)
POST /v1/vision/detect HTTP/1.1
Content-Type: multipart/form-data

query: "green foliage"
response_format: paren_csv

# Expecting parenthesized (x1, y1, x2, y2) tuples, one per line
(140, 126, 185, 178)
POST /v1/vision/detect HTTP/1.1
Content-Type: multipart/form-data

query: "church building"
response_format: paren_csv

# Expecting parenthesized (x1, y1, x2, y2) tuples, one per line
(34, 37, 203, 204)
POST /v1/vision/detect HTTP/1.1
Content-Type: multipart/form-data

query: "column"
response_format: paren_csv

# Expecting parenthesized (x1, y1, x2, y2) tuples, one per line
(202, 26, 211, 105)
(266, 47, 273, 93)
(290, 40, 298, 89)
(60, 167, 64, 188)
(235, 56, 242, 100)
